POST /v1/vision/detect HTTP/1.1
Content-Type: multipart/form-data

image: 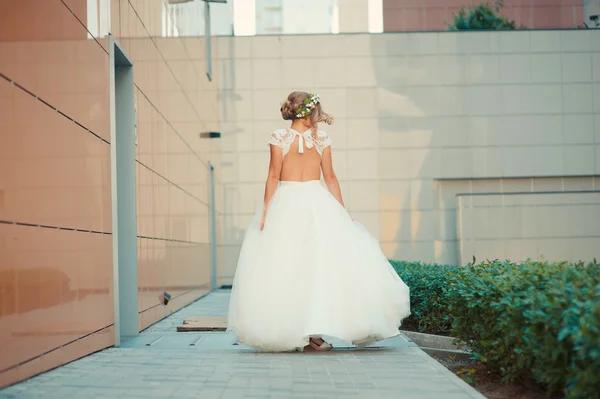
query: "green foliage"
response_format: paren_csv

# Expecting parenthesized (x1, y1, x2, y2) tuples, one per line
(391, 261, 456, 335)
(447, 0, 516, 31)
(391, 259, 600, 398)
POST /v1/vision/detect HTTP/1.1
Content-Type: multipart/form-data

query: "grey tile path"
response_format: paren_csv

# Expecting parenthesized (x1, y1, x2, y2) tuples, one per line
(0, 290, 486, 399)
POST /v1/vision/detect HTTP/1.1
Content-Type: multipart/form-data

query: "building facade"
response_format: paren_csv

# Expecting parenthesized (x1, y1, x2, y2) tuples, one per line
(215, 30, 600, 282)
(166, 0, 234, 36)
(1, 0, 221, 387)
(383, 0, 585, 32)
(255, 0, 337, 35)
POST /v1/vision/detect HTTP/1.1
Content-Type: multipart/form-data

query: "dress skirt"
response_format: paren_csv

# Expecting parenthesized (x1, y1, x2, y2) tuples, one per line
(227, 180, 411, 352)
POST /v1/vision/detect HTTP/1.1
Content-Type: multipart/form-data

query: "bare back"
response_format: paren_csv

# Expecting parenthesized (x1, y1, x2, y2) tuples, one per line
(268, 128, 332, 182)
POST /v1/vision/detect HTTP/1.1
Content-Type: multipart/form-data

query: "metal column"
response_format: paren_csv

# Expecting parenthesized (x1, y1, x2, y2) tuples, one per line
(208, 162, 217, 290)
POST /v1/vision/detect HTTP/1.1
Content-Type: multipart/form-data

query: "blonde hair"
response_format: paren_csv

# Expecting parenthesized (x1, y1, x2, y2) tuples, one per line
(280, 91, 333, 127)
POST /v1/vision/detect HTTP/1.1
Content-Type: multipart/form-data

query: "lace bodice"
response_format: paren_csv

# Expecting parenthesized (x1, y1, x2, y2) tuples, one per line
(268, 128, 332, 157)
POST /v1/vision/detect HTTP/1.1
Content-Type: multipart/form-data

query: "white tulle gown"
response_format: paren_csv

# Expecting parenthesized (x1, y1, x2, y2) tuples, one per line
(227, 128, 411, 352)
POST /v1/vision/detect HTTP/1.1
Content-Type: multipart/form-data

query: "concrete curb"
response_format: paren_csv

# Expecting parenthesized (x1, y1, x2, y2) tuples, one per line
(400, 330, 465, 351)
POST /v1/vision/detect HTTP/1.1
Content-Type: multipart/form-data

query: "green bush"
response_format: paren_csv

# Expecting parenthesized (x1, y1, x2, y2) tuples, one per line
(447, 0, 516, 31)
(391, 261, 456, 335)
(391, 259, 600, 398)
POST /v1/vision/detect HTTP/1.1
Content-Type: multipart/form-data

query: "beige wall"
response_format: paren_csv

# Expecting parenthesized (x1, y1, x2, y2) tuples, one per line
(93, 1, 223, 328)
(0, 0, 219, 387)
(458, 191, 600, 264)
(116, 35, 221, 330)
(216, 30, 600, 283)
(383, 0, 583, 32)
(339, 0, 370, 33)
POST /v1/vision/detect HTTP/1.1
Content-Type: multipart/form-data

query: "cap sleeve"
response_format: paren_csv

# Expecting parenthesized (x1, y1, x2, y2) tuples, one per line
(317, 130, 332, 148)
(268, 130, 283, 148)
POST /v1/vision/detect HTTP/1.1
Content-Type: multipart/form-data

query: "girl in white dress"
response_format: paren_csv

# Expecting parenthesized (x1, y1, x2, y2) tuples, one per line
(227, 91, 411, 352)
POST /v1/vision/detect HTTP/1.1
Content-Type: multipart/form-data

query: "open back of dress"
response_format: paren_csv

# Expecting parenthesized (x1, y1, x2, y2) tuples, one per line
(268, 128, 332, 182)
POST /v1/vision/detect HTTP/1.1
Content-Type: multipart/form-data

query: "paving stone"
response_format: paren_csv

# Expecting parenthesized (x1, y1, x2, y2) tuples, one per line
(1, 290, 485, 399)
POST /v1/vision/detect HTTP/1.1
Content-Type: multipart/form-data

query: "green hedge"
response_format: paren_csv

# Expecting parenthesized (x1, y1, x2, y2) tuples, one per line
(391, 260, 600, 398)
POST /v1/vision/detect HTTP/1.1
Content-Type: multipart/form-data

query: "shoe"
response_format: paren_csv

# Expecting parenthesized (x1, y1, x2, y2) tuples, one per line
(308, 338, 333, 351)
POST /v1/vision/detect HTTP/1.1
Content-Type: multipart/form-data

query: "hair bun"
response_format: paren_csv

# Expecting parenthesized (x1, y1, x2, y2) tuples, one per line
(280, 100, 296, 120)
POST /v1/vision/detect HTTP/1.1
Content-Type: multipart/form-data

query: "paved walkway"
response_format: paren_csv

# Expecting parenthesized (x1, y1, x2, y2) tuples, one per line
(1, 290, 485, 399)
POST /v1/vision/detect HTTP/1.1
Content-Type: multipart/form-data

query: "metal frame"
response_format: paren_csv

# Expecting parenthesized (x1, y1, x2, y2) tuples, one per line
(208, 162, 218, 291)
(204, 0, 212, 81)
(202, 0, 226, 81)
(109, 34, 138, 347)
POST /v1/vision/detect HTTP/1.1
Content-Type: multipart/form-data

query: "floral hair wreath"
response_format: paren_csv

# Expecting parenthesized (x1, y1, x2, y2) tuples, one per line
(295, 93, 320, 119)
